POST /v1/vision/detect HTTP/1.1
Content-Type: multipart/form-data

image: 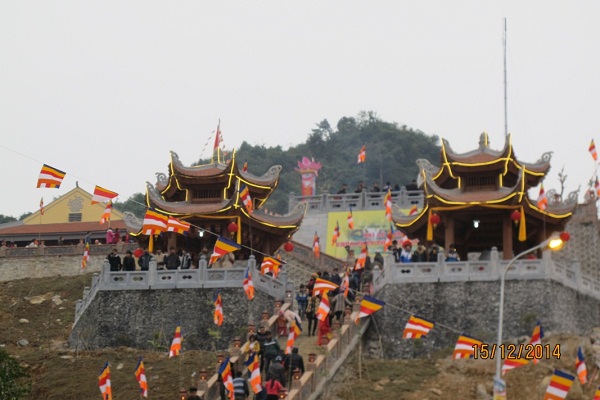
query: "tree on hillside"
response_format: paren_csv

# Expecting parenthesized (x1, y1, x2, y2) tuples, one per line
(18, 212, 32, 221)
(113, 193, 147, 218)
(0, 348, 29, 399)
(0, 215, 17, 224)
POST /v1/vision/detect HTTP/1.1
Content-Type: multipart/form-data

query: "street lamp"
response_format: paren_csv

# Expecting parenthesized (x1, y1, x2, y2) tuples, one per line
(493, 232, 567, 398)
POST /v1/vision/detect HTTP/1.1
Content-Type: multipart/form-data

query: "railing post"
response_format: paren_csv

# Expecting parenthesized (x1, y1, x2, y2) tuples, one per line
(490, 246, 499, 278)
(199, 255, 208, 283)
(102, 260, 111, 286)
(148, 256, 157, 287)
(322, 190, 330, 211)
(247, 254, 256, 271)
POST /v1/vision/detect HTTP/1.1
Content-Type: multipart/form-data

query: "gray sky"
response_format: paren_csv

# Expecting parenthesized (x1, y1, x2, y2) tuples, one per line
(2, 1, 599, 218)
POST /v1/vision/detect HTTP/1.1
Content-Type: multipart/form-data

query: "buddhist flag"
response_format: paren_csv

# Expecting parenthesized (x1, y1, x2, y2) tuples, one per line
(331, 221, 340, 245)
(39, 197, 44, 215)
(384, 224, 394, 250)
(214, 292, 224, 326)
(214, 120, 223, 152)
(142, 209, 169, 235)
(239, 183, 253, 213)
(100, 201, 112, 224)
(354, 243, 368, 270)
(209, 237, 241, 265)
(403, 315, 434, 339)
(37, 164, 66, 188)
(576, 347, 587, 384)
(594, 386, 600, 400)
(91, 185, 119, 205)
(357, 144, 366, 164)
(408, 205, 418, 216)
(502, 357, 529, 376)
(81, 242, 90, 270)
(316, 292, 331, 321)
(312, 278, 339, 298)
(218, 357, 234, 400)
(453, 334, 482, 359)
(347, 206, 354, 229)
(242, 161, 248, 173)
(355, 295, 385, 324)
(590, 139, 598, 161)
(285, 320, 302, 354)
(537, 184, 548, 210)
(167, 216, 190, 234)
(384, 189, 392, 221)
(243, 267, 255, 300)
(98, 362, 112, 400)
(134, 358, 148, 398)
(168, 326, 182, 357)
(244, 352, 262, 394)
(341, 274, 350, 298)
(313, 233, 320, 258)
(543, 369, 574, 400)
(260, 256, 282, 278)
(595, 177, 600, 197)
(529, 321, 544, 364)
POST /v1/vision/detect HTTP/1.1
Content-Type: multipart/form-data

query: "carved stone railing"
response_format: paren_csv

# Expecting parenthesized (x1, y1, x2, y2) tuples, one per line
(74, 255, 293, 325)
(383, 247, 600, 300)
(0, 243, 138, 258)
(288, 187, 424, 214)
(289, 241, 345, 272)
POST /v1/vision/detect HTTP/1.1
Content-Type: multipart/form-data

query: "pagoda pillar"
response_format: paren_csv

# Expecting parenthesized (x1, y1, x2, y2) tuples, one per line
(444, 215, 455, 250)
(502, 217, 513, 260)
(167, 232, 177, 252)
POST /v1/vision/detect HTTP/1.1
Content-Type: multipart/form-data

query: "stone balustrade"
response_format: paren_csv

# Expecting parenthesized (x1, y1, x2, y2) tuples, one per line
(0, 242, 138, 258)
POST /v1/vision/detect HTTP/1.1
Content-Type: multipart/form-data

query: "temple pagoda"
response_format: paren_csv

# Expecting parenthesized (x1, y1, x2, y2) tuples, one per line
(393, 133, 577, 260)
(125, 151, 306, 259)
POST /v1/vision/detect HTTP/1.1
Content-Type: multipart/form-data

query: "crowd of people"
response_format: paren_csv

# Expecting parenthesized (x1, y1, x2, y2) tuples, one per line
(335, 179, 420, 195)
(387, 240, 461, 263)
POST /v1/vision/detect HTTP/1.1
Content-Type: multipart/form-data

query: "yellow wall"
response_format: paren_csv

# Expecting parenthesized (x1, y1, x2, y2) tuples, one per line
(23, 187, 124, 225)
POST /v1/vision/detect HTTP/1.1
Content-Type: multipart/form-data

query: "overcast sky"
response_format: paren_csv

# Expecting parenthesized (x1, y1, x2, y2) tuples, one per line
(1, 1, 599, 218)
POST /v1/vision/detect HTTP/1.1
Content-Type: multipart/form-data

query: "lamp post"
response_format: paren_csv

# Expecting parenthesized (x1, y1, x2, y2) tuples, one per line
(493, 232, 566, 398)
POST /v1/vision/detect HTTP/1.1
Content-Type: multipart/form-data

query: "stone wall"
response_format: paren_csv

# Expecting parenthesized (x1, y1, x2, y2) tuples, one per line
(68, 288, 275, 351)
(0, 255, 104, 282)
(365, 279, 600, 359)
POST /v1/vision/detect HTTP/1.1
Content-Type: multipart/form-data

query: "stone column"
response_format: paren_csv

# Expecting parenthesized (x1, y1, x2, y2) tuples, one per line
(502, 216, 513, 260)
(444, 215, 455, 252)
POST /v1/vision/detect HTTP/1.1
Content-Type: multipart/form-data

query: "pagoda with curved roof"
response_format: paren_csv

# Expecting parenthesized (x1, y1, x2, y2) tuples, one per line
(392, 133, 578, 259)
(126, 151, 306, 258)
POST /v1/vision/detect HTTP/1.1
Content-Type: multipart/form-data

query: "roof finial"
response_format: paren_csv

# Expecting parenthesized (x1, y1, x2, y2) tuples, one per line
(479, 132, 489, 148)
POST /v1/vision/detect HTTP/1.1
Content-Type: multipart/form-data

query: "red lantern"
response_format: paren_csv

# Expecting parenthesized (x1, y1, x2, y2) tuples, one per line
(560, 231, 570, 242)
(284, 242, 294, 252)
(227, 221, 239, 234)
(430, 213, 441, 228)
(510, 210, 521, 224)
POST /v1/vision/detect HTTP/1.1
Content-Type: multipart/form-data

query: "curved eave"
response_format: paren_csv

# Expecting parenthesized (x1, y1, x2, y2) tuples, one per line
(441, 134, 511, 164)
(239, 202, 307, 229)
(392, 204, 429, 229)
(170, 149, 233, 178)
(233, 162, 282, 188)
(147, 182, 233, 215)
(524, 198, 576, 220)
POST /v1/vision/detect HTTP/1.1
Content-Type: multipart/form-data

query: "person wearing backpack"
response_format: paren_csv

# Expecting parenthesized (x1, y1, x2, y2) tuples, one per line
(262, 331, 280, 372)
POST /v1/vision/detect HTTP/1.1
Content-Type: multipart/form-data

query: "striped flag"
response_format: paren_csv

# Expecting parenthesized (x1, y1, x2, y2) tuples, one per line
(347, 206, 354, 229)
(39, 197, 44, 215)
(243, 267, 255, 300)
(209, 236, 241, 265)
(312, 278, 339, 298)
(81, 242, 90, 270)
(168, 326, 182, 357)
(529, 321, 544, 364)
(260, 256, 282, 278)
(502, 357, 529, 375)
(354, 243, 368, 271)
(285, 320, 302, 354)
(355, 295, 385, 324)
(218, 357, 234, 400)
(384, 189, 392, 221)
(357, 144, 366, 164)
(37, 164, 66, 188)
(331, 221, 340, 245)
(239, 183, 253, 213)
(594, 386, 600, 400)
(453, 335, 482, 359)
(214, 120, 223, 152)
(316, 292, 331, 321)
(596, 177, 600, 197)
(544, 369, 574, 400)
(590, 139, 598, 161)
(134, 358, 148, 398)
(384, 224, 394, 250)
(142, 209, 169, 235)
(100, 201, 112, 224)
(341, 274, 350, 298)
(244, 352, 262, 394)
(576, 347, 587, 384)
(408, 205, 418, 216)
(242, 161, 248, 173)
(98, 362, 112, 400)
(167, 216, 190, 234)
(403, 315, 434, 339)
(537, 184, 548, 210)
(214, 292, 224, 326)
(91, 185, 119, 205)
(313, 233, 320, 258)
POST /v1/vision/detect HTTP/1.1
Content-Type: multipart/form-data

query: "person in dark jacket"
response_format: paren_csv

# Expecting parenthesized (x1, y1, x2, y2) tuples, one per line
(262, 331, 281, 373)
(166, 247, 181, 270)
(283, 347, 305, 384)
(267, 356, 286, 387)
(107, 249, 122, 271)
(122, 250, 136, 271)
(137, 249, 151, 271)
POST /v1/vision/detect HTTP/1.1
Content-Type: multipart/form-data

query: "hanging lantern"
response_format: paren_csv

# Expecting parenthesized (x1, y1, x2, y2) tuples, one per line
(227, 221, 239, 234)
(430, 213, 441, 228)
(284, 241, 294, 252)
(560, 231, 571, 242)
(510, 210, 521, 225)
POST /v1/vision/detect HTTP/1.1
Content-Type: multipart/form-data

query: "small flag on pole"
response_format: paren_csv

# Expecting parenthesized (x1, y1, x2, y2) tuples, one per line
(384, 189, 392, 221)
(260, 256, 282, 278)
(243, 267, 255, 300)
(134, 358, 148, 398)
(590, 139, 598, 161)
(347, 206, 354, 229)
(537, 184, 548, 210)
(239, 183, 253, 213)
(576, 346, 587, 384)
(39, 197, 44, 215)
(313, 233, 320, 258)
(168, 326, 182, 357)
(81, 242, 90, 270)
(100, 201, 112, 224)
(331, 221, 340, 245)
(357, 144, 366, 163)
(214, 292, 224, 326)
(98, 362, 113, 400)
(544, 369, 574, 400)
(529, 321, 544, 364)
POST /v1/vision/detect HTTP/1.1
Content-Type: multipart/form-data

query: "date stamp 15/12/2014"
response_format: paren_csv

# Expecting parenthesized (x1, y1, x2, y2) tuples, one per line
(473, 344, 561, 360)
